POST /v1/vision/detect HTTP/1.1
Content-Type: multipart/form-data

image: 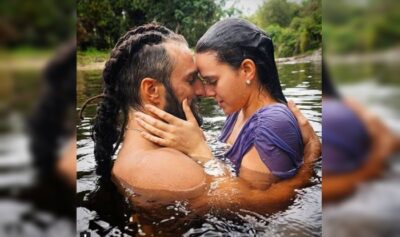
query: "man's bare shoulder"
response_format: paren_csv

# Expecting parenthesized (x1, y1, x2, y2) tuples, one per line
(113, 148, 207, 199)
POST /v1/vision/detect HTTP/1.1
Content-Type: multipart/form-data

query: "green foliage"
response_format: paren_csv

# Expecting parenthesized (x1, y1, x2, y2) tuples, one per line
(77, 48, 110, 66)
(0, 0, 75, 48)
(77, 0, 322, 56)
(78, 0, 228, 50)
(252, 0, 321, 57)
(266, 25, 299, 57)
(253, 0, 299, 28)
(324, 0, 400, 54)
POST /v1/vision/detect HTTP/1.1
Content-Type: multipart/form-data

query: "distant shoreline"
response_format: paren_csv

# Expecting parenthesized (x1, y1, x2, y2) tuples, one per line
(0, 48, 322, 72)
(276, 48, 322, 65)
(77, 48, 322, 71)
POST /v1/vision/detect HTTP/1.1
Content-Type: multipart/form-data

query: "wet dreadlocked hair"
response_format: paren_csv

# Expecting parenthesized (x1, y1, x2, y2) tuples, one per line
(92, 23, 186, 177)
(25, 39, 76, 220)
(29, 39, 76, 179)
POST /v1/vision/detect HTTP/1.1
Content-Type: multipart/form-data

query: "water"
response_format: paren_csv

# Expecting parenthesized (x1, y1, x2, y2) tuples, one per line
(323, 62, 400, 237)
(77, 62, 322, 236)
(0, 69, 76, 236)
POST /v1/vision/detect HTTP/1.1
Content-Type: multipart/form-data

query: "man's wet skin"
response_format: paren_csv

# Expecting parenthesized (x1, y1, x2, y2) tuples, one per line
(112, 41, 208, 203)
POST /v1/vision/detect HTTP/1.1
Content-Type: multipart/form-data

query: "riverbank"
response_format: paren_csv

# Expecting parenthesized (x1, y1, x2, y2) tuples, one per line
(77, 49, 109, 71)
(276, 48, 322, 65)
(77, 48, 323, 71)
(0, 48, 321, 71)
(0, 48, 53, 71)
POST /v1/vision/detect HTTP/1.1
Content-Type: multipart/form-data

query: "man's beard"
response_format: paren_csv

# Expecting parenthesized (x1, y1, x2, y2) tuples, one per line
(163, 83, 203, 126)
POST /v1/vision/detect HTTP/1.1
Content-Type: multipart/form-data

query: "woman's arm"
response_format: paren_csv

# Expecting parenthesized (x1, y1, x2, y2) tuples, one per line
(135, 99, 213, 163)
(137, 99, 321, 163)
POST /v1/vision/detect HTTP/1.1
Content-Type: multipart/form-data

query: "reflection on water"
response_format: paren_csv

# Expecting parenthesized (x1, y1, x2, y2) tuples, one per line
(0, 57, 76, 236)
(340, 80, 400, 133)
(77, 62, 322, 236)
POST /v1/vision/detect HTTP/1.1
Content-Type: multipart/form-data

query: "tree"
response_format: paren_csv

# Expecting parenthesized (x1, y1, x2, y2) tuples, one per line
(0, 0, 75, 48)
(251, 0, 321, 57)
(77, 0, 228, 49)
(253, 0, 299, 28)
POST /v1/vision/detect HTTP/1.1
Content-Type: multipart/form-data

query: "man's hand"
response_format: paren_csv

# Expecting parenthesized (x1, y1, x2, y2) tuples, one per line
(288, 100, 321, 163)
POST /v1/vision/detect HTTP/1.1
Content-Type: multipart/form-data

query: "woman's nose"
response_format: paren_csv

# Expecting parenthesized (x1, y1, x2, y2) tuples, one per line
(193, 79, 206, 97)
(204, 85, 216, 97)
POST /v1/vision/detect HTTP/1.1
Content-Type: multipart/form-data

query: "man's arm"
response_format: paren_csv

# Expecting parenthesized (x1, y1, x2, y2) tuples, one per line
(323, 98, 399, 203)
(112, 148, 207, 204)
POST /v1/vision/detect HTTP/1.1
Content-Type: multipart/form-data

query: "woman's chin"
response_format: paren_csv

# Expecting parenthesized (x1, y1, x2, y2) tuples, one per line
(221, 107, 236, 115)
(220, 106, 229, 114)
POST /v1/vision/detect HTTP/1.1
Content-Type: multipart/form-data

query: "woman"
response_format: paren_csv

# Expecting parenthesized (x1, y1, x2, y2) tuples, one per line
(135, 18, 321, 189)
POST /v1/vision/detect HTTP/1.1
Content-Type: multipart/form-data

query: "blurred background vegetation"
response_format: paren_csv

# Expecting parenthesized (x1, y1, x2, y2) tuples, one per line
(0, 0, 75, 51)
(323, 0, 400, 55)
(323, 0, 400, 86)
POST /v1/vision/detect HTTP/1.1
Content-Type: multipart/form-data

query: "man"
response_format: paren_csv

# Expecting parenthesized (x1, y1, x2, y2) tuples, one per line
(110, 27, 208, 201)
(87, 23, 207, 202)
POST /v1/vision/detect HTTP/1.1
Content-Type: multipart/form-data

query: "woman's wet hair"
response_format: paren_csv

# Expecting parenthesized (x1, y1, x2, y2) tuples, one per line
(322, 60, 340, 98)
(196, 18, 287, 103)
(92, 23, 186, 177)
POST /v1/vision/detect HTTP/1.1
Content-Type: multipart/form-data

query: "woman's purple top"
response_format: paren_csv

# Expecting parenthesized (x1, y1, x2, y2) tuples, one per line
(219, 103, 304, 179)
(322, 99, 371, 174)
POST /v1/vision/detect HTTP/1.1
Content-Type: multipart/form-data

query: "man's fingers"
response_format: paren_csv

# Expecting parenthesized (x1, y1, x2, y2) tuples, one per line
(134, 111, 171, 132)
(140, 131, 168, 147)
(288, 100, 318, 147)
(288, 100, 308, 127)
(182, 98, 196, 123)
(144, 104, 182, 125)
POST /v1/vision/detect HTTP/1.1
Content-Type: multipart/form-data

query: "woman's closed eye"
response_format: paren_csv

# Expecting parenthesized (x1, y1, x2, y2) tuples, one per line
(203, 76, 217, 85)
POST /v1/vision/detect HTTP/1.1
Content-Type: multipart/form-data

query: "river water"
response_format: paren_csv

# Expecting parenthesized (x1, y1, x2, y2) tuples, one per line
(76, 61, 322, 236)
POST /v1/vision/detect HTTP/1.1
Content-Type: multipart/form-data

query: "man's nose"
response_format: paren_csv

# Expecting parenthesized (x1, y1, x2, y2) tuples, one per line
(204, 85, 216, 97)
(193, 79, 206, 97)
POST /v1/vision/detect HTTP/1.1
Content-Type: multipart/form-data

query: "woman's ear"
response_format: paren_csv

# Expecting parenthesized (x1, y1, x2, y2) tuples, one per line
(140, 78, 163, 105)
(240, 59, 257, 83)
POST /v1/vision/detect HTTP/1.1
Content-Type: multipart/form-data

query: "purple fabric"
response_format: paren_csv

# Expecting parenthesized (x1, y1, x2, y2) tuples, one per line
(322, 99, 371, 174)
(219, 103, 304, 179)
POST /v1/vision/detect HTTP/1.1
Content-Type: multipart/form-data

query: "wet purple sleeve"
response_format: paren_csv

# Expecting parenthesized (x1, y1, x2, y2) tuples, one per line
(322, 99, 371, 174)
(223, 105, 304, 179)
(253, 106, 304, 178)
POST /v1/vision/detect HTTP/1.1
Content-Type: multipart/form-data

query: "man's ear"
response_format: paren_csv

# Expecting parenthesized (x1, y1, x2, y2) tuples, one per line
(240, 59, 257, 82)
(140, 78, 163, 105)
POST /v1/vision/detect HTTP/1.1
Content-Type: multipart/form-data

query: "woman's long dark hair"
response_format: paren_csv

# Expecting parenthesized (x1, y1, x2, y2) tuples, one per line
(322, 60, 340, 98)
(92, 23, 186, 178)
(196, 18, 287, 103)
